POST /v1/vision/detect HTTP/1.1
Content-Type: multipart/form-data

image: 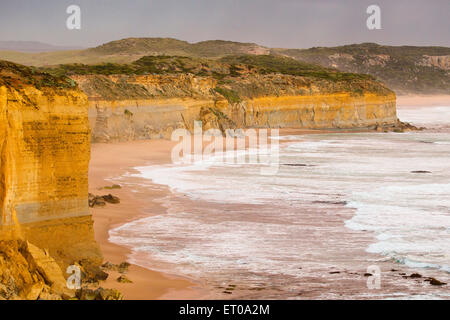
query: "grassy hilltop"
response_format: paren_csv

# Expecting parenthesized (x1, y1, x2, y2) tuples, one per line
(0, 60, 76, 90)
(0, 38, 268, 67)
(1, 38, 448, 94)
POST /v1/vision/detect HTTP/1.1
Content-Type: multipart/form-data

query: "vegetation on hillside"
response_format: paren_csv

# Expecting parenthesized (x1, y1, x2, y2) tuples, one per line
(42, 54, 374, 82)
(219, 55, 375, 81)
(275, 43, 450, 94)
(42, 54, 392, 101)
(40, 56, 226, 77)
(0, 38, 267, 67)
(1, 38, 447, 94)
(0, 60, 77, 90)
(213, 87, 242, 104)
(87, 38, 266, 58)
(88, 38, 191, 55)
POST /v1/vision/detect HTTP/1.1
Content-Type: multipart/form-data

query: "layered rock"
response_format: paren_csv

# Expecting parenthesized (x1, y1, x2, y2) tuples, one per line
(418, 55, 450, 70)
(0, 239, 122, 300)
(0, 240, 71, 300)
(72, 73, 397, 142)
(0, 60, 101, 266)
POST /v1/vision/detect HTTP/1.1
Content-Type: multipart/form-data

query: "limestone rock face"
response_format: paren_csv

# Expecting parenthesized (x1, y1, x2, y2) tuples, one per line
(0, 84, 89, 225)
(73, 74, 398, 142)
(0, 240, 117, 300)
(22, 242, 69, 295)
(0, 61, 101, 266)
(0, 240, 72, 300)
(418, 55, 450, 70)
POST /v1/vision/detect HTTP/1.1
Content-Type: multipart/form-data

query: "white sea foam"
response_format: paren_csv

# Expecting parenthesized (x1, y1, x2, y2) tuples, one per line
(110, 105, 450, 297)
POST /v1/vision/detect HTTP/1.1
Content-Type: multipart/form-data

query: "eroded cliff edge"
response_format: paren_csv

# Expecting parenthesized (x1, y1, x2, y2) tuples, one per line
(0, 55, 401, 299)
(59, 55, 399, 142)
(0, 60, 101, 267)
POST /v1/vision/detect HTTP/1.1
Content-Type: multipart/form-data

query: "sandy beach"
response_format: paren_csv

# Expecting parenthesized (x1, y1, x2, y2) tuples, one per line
(89, 140, 210, 299)
(88, 122, 449, 299)
(397, 95, 450, 107)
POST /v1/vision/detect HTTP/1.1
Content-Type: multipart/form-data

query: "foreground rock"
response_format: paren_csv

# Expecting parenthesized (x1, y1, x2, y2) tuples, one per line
(117, 275, 133, 283)
(89, 193, 120, 207)
(375, 120, 424, 133)
(426, 278, 447, 286)
(103, 184, 122, 190)
(0, 239, 122, 300)
(76, 287, 123, 300)
(118, 262, 131, 273)
(102, 194, 121, 204)
(77, 259, 109, 283)
(0, 240, 74, 300)
(101, 261, 130, 273)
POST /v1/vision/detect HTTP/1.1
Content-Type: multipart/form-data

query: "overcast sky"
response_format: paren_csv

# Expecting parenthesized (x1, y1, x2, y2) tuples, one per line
(0, 0, 448, 48)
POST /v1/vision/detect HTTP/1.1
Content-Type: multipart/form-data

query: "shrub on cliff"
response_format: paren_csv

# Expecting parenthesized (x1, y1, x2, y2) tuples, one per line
(214, 87, 242, 104)
(219, 54, 375, 82)
(0, 60, 78, 90)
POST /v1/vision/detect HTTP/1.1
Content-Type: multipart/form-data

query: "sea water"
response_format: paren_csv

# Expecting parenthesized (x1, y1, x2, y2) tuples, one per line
(110, 105, 450, 298)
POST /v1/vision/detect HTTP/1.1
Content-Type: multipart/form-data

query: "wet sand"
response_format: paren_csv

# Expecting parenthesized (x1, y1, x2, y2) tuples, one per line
(89, 140, 208, 299)
(397, 95, 450, 107)
(89, 129, 449, 299)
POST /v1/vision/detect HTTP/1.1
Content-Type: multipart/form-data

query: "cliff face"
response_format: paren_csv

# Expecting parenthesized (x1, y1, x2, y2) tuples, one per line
(232, 93, 396, 129)
(72, 73, 397, 142)
(419, 55, 450, 70)
(0, 61, 101, 266)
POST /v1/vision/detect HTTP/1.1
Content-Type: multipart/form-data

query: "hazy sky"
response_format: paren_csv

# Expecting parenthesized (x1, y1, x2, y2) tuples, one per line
(0, 0, 449, 48)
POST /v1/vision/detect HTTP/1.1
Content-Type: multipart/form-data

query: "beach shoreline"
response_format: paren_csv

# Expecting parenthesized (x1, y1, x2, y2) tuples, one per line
(87, 130, 324, 299)
(89, 140, 211, 299)
(397, 94, 450, 107)
(89, 120, 450, 299)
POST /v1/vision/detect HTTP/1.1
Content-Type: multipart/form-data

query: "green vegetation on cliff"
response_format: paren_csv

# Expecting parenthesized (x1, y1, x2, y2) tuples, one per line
(45, 56, 227, 77)
(41, 54, 391, 99)
(43, 54, 373, 81)
(218, 55, 375, 81)
(213, 87, 242, 104)
(0, 60, 77, 90)
(1, 38, 446, 94)
(51, 54, 392, 103)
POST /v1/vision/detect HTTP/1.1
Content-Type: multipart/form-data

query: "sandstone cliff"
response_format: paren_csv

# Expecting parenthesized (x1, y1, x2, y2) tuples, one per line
(0, 60, 101, 266)
(63, 55, 398, 142)
(0, 54, 401, 299)
(0, 240, 72, 300)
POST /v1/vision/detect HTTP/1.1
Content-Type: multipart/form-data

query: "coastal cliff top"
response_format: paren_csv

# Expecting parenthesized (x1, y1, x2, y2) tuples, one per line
(41, 54, 393, 101)
(0, 37, 448, 94)
(43, 54, 374, 80)
(0, 60, 77, 91)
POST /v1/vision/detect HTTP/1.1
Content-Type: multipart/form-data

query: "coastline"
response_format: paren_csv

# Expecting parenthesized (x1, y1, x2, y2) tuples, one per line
(89, 124, 450, 299)
(89, 140, 209, 299)
(397, 94, 450, 107)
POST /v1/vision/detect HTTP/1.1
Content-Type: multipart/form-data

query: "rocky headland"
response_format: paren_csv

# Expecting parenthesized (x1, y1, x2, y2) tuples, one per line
(44, 55, 404, 142)
(2, 38, 448, 95)
(0, 60, 121, 300)
(0, 52, 419, 299)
